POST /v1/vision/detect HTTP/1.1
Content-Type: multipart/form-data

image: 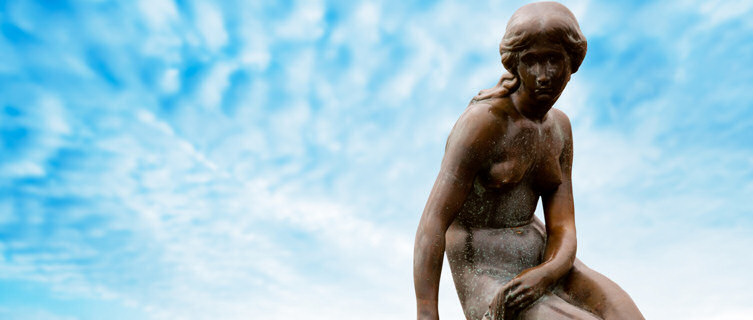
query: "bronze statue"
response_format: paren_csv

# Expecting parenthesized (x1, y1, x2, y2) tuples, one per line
(413, 2, 644, 319)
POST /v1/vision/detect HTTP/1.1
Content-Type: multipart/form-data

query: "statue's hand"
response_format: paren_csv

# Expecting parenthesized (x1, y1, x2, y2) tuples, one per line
(500, 268, 552, 315)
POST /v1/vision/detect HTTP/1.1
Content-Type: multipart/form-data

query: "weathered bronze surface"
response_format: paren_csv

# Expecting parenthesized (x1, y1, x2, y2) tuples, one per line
(413, 2, 644, 319)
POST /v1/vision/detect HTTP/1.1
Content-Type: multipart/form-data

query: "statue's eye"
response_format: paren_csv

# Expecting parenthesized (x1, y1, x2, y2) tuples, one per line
(521, 54, 538, 66)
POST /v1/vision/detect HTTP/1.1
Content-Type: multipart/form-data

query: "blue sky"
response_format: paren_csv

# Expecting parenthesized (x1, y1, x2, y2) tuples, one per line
(1, 0, 752, 319)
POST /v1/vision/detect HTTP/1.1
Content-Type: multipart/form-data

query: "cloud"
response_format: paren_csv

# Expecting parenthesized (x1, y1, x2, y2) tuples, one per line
(274, 0, 326, 41)
(193, 2, 228, 51)
(138, 0, 179, 31)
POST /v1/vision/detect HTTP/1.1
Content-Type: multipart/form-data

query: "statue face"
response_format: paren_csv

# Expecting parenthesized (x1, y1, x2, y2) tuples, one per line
(515, 38, 572, 103)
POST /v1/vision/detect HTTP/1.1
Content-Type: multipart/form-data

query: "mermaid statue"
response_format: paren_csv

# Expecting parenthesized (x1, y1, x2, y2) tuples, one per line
(413, 2, 644, 319)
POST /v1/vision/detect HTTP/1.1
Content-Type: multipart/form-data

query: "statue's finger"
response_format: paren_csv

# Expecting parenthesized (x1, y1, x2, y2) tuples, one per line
(507, 284, 529, 300)
(514, 291, 531, 306)
(519, 294, 535, 308)
(498, 281, 515, 296)
(505, 290, 526, 308)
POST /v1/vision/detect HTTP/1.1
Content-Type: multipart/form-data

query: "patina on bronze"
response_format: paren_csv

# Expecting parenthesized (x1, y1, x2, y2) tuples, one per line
(413, 2, 644, 319)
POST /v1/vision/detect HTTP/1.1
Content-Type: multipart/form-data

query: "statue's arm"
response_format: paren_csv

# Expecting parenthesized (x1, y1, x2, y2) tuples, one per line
(413, 106, 492, 320)
(539, 111, 576, 285)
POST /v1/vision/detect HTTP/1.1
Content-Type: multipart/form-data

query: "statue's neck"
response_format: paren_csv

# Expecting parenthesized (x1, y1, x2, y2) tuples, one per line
(510, 89, 557, 122)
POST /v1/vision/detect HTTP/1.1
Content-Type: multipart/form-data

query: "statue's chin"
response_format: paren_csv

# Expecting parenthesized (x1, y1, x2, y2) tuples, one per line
(534, 93, 557, 103)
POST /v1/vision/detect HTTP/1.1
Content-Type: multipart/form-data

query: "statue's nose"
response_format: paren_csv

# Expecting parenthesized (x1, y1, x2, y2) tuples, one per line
(536, 74, 550, 87)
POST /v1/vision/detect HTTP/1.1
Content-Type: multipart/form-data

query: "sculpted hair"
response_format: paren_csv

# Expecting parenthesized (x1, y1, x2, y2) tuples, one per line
(473, 2, 587, 103)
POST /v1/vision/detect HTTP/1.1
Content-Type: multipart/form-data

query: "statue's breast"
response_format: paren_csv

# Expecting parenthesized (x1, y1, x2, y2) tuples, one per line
(531, 153, 563, 192)
(478, 119, 565, 192)
(530, 122, 566, 192)
(479, 158, 528, 190)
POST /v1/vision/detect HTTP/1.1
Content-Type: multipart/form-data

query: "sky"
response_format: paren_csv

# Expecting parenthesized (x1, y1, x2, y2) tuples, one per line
(1, 0, 752, 319)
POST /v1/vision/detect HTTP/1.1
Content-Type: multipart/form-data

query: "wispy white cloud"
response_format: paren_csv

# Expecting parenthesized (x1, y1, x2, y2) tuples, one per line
(193, 2, 228, 51)
(274, 0, 326, 41)
(138, 0, 179, 31)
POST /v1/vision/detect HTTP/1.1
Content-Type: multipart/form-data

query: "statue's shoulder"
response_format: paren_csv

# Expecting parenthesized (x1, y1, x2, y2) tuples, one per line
(447, 99, 512, 150)
(461, 97, 514, 127)
(548, 107, 573, 138)
(549, 107, 570, 122)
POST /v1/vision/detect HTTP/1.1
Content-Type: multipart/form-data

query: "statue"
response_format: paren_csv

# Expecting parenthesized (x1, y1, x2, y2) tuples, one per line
(413, 2, 644, 319)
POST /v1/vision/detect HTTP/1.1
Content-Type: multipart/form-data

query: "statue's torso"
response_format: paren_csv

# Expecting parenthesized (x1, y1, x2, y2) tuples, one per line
(445, 102, 567, 319)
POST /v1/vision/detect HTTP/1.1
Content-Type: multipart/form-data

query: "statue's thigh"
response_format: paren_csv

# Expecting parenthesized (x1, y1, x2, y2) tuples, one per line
(460, 274, 509, 320)
(556, 260, 643, 319)
(470, 279, 597, 320)
(520, 293, 600, 320)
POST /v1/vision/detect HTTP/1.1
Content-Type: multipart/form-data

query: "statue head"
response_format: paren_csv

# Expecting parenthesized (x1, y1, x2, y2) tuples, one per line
(500, 1, 587, 75)
(472, 2, 587, 103)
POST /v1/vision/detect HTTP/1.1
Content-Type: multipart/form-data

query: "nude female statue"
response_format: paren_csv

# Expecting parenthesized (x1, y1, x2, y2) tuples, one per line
(413, 2, 644, 319)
